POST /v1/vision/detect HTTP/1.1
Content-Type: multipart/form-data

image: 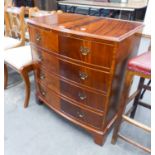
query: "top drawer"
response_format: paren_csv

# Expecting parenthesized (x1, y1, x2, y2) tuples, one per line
(29, 25, 114, 69)
(28, 25, 58, 51)
(58, 35, 114, 68)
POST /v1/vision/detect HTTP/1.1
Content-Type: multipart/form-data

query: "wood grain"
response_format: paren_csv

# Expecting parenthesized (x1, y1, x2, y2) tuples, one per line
(27, 13, 143, 42)
(28, 13, 143, 145)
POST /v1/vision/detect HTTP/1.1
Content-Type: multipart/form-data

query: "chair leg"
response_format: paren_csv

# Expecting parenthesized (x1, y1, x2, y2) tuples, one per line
(112, 71, 133, 144)
(4, 64, 8, 89)
(140, 79, 151, 99)
(130, 77, 145, 118)
(20, 70, 30, 108)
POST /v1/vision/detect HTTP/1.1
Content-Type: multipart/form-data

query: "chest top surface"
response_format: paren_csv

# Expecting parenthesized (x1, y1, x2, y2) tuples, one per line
(27, 13, 143, 42)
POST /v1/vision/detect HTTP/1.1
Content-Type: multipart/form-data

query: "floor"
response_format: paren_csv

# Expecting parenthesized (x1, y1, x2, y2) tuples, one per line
(4, 37, 151, 155)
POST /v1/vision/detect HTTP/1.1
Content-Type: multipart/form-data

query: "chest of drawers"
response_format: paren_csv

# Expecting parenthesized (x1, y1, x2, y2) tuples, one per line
(28, 13, 143, 145)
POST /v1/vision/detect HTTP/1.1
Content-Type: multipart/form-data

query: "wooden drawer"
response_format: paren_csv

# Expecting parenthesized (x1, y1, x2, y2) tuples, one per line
(36, 69, 106, 112)
(37, 83, 61, 110)
(61, 99, 103, 129)
(58, 35, 114, 68)
(31, 47, 111, 93)
(28, 25, 58, 51)
(37, 83, 103, 129)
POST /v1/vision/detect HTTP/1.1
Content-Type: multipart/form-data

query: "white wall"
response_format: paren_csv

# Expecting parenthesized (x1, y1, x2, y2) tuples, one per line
(143, 0, 151, 35)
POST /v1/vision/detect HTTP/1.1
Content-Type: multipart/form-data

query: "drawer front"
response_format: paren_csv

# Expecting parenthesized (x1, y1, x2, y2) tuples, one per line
(37, 84, 103, 129)
(37, 83, 61, 110)
(36, 69, 106, 112)
(61, 100, 103, 129)
(31, 47, 111, 93)
(28, 25, 58, 51)
(58, 36, 114, 68)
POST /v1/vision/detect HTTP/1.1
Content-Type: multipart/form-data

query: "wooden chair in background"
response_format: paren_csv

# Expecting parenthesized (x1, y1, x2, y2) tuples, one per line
(4, 6, 33, 108)
(111, 51, 151, 153)
(24, 7, 40, 41)
(4, 6, 25, 50)
(28, 6, 40, 18)
(4, 46, 33, 108)
(4, 6, 63, 108)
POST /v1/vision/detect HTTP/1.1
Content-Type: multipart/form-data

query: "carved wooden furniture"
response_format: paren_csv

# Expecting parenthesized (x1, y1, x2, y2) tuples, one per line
(28, 9, 63, 18)
(4, 6, 25, 50)
(4, 8, 64, 107)
(4, 6, 34, 108)
(112, 51, 151, 153)
(27, 13, 143, 145)
(4, 46, 33, 108)
(25, 8, 63, 41)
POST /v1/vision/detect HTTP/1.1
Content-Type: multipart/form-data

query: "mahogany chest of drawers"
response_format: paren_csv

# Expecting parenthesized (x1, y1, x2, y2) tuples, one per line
(27, 13, 143, 145)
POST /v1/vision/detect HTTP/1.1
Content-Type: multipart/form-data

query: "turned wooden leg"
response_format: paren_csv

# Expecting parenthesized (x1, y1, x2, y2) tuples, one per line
(130, 77, 145, 118)
(112, 71, 133, 144)
(20, 70, 30, 108)
(4, 64, 8, 89)
(92, 133, 105, 146)
(140, 79, 151, 99)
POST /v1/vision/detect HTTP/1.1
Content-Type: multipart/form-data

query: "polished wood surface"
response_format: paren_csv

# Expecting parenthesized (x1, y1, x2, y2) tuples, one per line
(27, 13, 143, 42)
(28, 25, 58, 51)
(28, 13, 143, 145)
(31, 46, 111, 93)
(36, 70, 106, 113)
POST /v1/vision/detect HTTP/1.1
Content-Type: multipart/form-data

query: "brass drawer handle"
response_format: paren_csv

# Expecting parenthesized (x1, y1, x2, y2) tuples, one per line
(38, 54, 43, 62)
(78, 92, 87, 100)
(40, 87, 46, 96)
(79, 72, 88, 80)
(40, 73, 45, 80)
(80, 46, 90, 56)
(77, 111, 84, 118)
(36, 33, 41, 42)
(41, 90, 46, 96)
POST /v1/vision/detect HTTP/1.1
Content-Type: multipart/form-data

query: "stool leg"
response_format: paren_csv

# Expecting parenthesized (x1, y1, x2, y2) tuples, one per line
(4, 64, 8, 89)
(130, 77, 145, 118)
(140, 79, 151, 99)
(88, 8, 91, 15)
(112, 71, 133, 144)
(20, 70, 30, 108)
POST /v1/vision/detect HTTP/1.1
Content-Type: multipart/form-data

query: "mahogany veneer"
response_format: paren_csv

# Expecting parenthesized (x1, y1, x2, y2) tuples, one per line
(27, 13, 143, 145)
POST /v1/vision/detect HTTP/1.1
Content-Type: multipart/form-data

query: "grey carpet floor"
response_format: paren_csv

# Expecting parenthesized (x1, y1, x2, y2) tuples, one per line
(4, 70, 151, 155)
(4, 37, 151, 155)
